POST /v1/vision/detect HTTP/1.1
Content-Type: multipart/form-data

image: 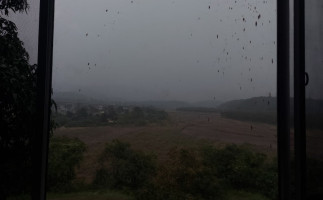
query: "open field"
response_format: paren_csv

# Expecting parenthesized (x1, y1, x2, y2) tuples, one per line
(54, 111, 279, 183)
(47, 191, 133, 200)
(52, 110, 323, 199)
(54, 110, 323, 183)
(46, 190, 270, 200)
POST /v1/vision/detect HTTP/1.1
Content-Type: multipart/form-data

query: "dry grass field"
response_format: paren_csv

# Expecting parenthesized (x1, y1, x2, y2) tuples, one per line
(53, 110, 323, 185)
(54, 111, 281, 184)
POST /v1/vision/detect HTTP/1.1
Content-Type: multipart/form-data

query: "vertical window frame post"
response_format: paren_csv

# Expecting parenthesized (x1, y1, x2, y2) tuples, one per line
(33, 0, 55, 199)
(277, 0, 291, 200)
(294, 0, 306, 199)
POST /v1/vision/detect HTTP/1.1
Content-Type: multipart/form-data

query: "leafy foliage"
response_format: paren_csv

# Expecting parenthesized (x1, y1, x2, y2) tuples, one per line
(0, 0, 29, 15)
(47, 136, 86, 192)
(0, 5, 38, 197)
(137, 148, 223, 200)
(201, 145, 277, 199)
(92, 140, 277, 200)
(134, 144, 277, 200)
(94, 140, 156, 190)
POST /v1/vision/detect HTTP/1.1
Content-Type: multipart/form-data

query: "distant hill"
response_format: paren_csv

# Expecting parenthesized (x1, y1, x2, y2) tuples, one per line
(217, 96, 276, 112)
(53, 92, 104, 105)
(217, 96, 323, 114)
(191, 100, 223, 108)
(52, 92, 190, 109)
(121, 100, 190, 110)
(217, 97, 323, 129)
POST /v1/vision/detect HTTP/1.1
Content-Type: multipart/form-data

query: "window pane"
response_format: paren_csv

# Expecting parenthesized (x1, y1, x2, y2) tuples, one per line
(0, 0, 40, 199)
(305, 0, 323, 198)
(51, 0, 277, 199)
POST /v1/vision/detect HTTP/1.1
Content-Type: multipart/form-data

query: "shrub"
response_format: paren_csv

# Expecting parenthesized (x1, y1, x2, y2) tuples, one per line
(201, 144, 277, 199)
(93, 140, 156, 191)
(137, 148, 223, 200)
(94, 142, 277, 200)
(47, 136, 86, 192)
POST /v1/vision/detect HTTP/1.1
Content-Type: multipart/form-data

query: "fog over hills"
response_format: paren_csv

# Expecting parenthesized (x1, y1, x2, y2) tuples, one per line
(54, 91, 323, 114)
(53, 91, 222, 109)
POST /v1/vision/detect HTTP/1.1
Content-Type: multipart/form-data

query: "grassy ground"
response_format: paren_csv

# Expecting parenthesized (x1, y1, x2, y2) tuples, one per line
(47, 190, 270, 200)
(47, 191, 133, 200)
(54, 111, 278, 184)
(223, 190, 271, 200)
(51, 111, 279, 199)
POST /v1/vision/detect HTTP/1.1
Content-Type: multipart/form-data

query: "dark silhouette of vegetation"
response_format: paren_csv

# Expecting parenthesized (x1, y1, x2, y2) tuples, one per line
(52, 105, 168, 127)
(94, 140, 156, 191)
(0, 0, 28, 15)
(47, 136, 86, 192)
(0, 0, 57, 198)
(92, 141, 277, 200)
(0, 1, 36, 198)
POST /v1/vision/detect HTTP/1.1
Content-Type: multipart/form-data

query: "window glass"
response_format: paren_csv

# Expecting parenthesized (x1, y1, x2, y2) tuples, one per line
(51, 1, 278, 199)
(305, 0, 323, 198)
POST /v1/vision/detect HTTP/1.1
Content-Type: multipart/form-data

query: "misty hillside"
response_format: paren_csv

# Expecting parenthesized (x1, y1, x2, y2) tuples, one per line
(53, 92, 223, 109)
(217, 97, 276, 112)
(52, 92, 104, 105)
(217, 97, 323, 114)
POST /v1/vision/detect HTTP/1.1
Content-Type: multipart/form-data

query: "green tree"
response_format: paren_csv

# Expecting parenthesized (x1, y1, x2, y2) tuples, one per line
(0, 1, 56, 198)
(94, 140, 156, 190)
(47, 136, 86, 192)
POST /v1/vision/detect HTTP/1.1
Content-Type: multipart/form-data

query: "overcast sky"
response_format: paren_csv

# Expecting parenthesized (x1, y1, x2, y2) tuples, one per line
(51, 0, 277, 102)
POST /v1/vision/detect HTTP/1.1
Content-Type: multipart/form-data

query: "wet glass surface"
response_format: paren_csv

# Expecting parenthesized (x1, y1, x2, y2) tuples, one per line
(305, 0, 323, 198)
(50, 1, 278, 199)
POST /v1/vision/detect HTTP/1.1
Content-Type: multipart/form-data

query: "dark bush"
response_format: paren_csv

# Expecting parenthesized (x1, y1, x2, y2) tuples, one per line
(47, 136, 86, 192)
(201, 144, 277, 199)
(137, 148, 223, 200)
(93, 140, 156, 190)
(93, 142, 277, 200)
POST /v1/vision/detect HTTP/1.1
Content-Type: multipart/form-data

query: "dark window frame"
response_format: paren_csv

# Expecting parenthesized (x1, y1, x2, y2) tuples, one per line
(33, 0, 306, 199)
